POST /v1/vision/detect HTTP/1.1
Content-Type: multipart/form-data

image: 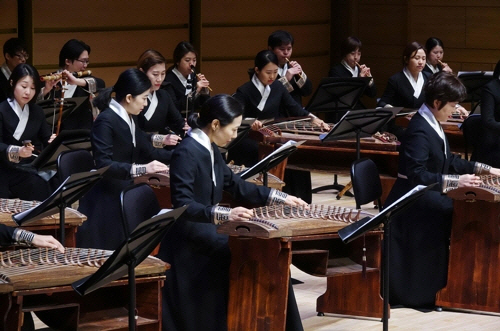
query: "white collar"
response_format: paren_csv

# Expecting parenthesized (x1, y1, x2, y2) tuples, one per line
(251, 74, 271, 111)
(418, 103, 447, 155)
(251, 74, 267, 96)
(8, 98, 30, 141)
(7, 97, 27, 119)
(341, 60, 358, 77)
(109, 98, 136, 147)
(143, 90, 158, 121)
(426, 62, 439, 74)
(1, 63, 11, 80)
(403, 67, 424, 99)
(172, 67, 193, 95)
(278, 63, 288, 78)
(189, 128, 216, 185)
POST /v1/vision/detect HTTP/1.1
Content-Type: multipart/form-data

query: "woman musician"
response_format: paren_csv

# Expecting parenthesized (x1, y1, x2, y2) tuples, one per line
(162, 41, 210, 116)
(158, 94, 306, 331)
(424, 37, 453, 75)
(384, 71, 500, 308)
(0, 63, 57, 201)
(77, 68, 170, 250)
(230, 50, 328, 166)
(136, 49, 188, 148)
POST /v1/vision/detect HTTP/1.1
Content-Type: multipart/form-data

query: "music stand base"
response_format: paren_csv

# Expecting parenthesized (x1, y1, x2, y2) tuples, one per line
(311, 175, 354, 198)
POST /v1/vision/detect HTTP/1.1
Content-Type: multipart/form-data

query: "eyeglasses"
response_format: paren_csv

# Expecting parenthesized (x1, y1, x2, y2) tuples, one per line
(75, 59, 90, 65)
(14, 53, 29, 61)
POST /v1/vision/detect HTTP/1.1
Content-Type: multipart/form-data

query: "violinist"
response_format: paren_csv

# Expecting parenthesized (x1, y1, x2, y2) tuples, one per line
(136, 49, 187, 148)
(0, 63, 56, 201)
(42, 39, 105, 130)
(162, 41, 210, 116)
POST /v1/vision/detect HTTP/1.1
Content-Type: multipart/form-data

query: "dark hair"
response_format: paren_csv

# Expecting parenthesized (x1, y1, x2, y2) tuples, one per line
(494, 60, 500, 79)
(188, 94, 243, 129)
(3, 38, 28, 58)
(340, 36, 362, 59)
(93, 68, 151, 110)
(425, 37, 444, 56)
(8, 63, 41, 104)
(402, 41, 425, 66)
(424, 71, 467, 109)
(59, 39, 91, 68)
(173, 41, 197, 68)
(268, 30, 294, 49)
(137, 49, 166, 72)
(254, 50, 279, 71)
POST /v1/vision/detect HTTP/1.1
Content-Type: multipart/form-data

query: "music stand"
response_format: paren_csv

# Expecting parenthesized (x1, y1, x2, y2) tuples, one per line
(238, 140, 303, 186)
(306, 77, 370, 122)
(338, 183, 437, 331)
(72, 205, 187, 331)
(311, 108, 395, 195)
(37, 96, 88, 131)
(12, 166, 109, 245)
(458, 72, 494, 114)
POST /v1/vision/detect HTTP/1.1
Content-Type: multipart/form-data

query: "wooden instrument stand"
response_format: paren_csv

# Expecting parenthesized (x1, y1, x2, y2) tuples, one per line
(227, 231, 384, 331)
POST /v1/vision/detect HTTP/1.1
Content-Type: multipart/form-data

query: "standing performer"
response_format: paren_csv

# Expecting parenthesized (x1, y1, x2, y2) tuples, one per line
(424, 37, 453, 75)
(0, 63, 56, 201)
(231, 50, 328, 166)
(162, 41, 210, 116)
(42, 39, 105, 130)
(136, 49, 187, 148)
(158, 94, 306, 331)
(480, 60, 500, 167)
(1, 38, 29, 103)
(384, 71, 500, 308)
(268, 30, 313, 107)
(328, 36, 377, 109)
(77, 69, 171, 250)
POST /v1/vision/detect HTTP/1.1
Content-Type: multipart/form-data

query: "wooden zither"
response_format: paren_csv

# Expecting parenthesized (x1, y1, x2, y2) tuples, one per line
(217, 204, 375, 238)
(0, 248, 169, 330)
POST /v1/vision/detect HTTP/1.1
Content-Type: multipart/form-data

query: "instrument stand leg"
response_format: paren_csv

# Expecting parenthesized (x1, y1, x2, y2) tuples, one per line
(311, 174, 354, 198)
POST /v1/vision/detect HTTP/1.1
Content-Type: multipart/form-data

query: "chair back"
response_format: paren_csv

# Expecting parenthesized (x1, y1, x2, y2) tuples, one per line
(461, 114, 483, 161)
(56, 149, 95, 182)
(350, 158, 382, 211)
(120, 183, 161, 238)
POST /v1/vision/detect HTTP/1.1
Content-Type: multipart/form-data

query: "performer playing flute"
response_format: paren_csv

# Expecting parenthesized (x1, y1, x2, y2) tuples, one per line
(424, 37, 453, 74)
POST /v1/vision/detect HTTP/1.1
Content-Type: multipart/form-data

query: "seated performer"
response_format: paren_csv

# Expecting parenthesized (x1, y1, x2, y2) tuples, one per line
(0, 224, 64, 252)
(158, 94, 307, 331)
(42, 39, 105, 130)
(384, 71, 500, 308)
(1, 38, 29, 103)
(423, 37, 453, 75)
(328, 36, 377, 109)
(0, 63, 57, 201)
(162, 41, 210, 116)
(479, 60, 500, 167)
(136, 49, 188, 148)
(231, 50, 328, 166)
(268, 30, 313, 107)
(77, 68, 171, 250)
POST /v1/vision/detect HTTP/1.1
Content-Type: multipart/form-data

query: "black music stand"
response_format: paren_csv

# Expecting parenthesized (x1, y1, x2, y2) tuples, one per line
(38, 96, 88, 131)
(306, 77, 370, 122)
(311, 108, 395, 196)
(338, 183, 437, 331)
(458, 72, 494, 114)
(12, 167, 108, 245)
(238, 140, 303, 186)
(72, 205, 187, 331)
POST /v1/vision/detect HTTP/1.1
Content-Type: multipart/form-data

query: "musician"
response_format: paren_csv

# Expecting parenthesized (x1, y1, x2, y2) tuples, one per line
(231, 50, 328, 166)
(0, 63, 57, 201)
(384, 71, 500, 308)
(0, 224, 64, 252)
(1, 38, 29, 104)
(42, 39, 105, 130)
(77, 68, 170, 250)
(328, 36, 377, 108)
(136, 49, 187, 147)
(158, 94, 306, 331)
(161, 41, 210, 115)
(479, 60, 500, 167)
(268, 30, 313, 106)
(423, 37, 453, 75)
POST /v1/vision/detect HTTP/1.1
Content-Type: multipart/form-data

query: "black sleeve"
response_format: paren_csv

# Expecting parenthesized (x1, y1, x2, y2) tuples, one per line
(280, 86, 310, 117)
(378, 76, 398, 108)
(0, 224, 15, 246)
(481, 82, 500, 132)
